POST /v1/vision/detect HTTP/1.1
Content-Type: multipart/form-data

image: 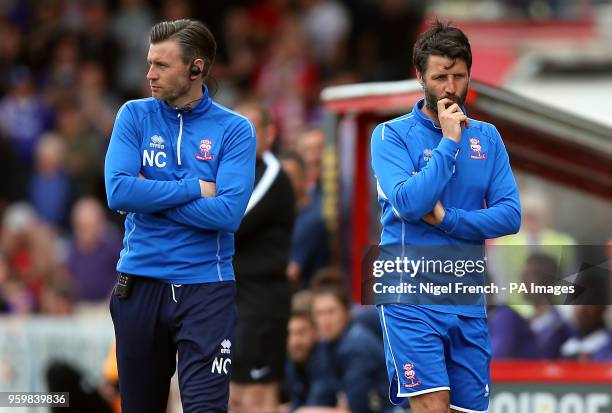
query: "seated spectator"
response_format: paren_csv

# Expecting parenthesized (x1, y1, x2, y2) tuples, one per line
(351, 305, 382, 343)
(285, 310, 337, 412)
(489, 304, 540, 359)
(66, 197, 121, 303)
(523, 253, 577, 359)
(311, 287, 392, 413)
(310, 266, 381, 341)
(309, 267, 345, 290)
(561, 266, 611, 361)
(561, 304, 612, 361)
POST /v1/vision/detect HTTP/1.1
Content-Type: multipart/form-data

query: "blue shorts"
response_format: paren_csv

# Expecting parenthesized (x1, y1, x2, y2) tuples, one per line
(377, 304, 491, 412)
(110, 275, 236, 413)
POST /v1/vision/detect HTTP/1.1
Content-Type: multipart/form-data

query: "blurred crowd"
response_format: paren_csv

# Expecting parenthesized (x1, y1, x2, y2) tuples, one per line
(0, 0, 429, 315)
(0, 0, 611, 412)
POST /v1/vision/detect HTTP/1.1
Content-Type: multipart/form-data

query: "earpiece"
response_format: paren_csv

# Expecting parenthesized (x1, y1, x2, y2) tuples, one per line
(190, 63, 202, 78)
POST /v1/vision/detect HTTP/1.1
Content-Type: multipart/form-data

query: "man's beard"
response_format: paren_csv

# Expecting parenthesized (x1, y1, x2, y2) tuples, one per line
(157, 78, 191, 104)
(424, 85, 468, 114)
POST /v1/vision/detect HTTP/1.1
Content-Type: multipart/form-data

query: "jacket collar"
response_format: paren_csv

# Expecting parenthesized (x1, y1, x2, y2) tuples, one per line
(412, 98, 468, 133)
(412, 98, 442, 133)
(159, 85, 212, 117)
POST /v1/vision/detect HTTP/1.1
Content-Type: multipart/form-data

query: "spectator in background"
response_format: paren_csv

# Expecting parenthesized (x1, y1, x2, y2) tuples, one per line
(285, 310, 337, 412)
(488, 304, 540, 359)
(560, 270, 612, 361)
(45, 33, 81, 104)
(39, 279, 74, 316)
(0, 66, 54, 167)
(231, 101, 295, 413)
(523, 253, 577, 359)
(292, 290, 313, 314)
(282, 151, 330, 289)
(492, 189, 577, 309)
(309, 267, 345, 291)
(0, 278, 36, 314)
(29, 133, 73, 229)
(55, 100, 103, 197)
(214, 7, 261, 103)
(1, 202, 41, 290)
(66, 197, 121, 304)
(111, 0, 154, 99)
(22, 1, 64, 74)
(300, 0, 351, 80)
(310, 266, 382, 342)
(502, 0, 566, 19)
(561, 304, 612, 361)
(513, 190, 576, 246)
(0, 23, 27, 96)
(349, 0, 425, 81)
(78, 0, 119, 89)
(0, 253, 31, 314)
(245, 0, 289, 50)
(1, 202, 65, 313)
(296, 128, 325, 196)
(162, 0, 193, 20)
(311, 287, 392, 413)
(253, 14, 320, 148)
(77, 61, 120, 139)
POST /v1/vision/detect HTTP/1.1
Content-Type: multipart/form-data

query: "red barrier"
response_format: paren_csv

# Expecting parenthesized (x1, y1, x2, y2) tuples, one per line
(492, 361, 612, 384)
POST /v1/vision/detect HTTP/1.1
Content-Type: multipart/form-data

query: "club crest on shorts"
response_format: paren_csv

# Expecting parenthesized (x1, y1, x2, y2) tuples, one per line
(196, 139, 214, 161)
(403, 363, 421, 388)
(469, 138, 486, 159)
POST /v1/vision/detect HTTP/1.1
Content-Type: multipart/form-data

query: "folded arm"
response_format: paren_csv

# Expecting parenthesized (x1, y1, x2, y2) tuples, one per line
(437, 129, 521, 240)
(371, 122, 460, 221)
(104, 103, 201, 213)
(162, 119, 256, 232)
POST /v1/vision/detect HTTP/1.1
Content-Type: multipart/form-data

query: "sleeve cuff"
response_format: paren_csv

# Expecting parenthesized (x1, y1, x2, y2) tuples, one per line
(184, 178, 201, 201)
(437, 207, 457, 233)
(437, 137, 461, 155)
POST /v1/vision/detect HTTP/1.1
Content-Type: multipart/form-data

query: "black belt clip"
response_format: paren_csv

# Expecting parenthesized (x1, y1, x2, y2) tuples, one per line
(115, 273, 134, 299)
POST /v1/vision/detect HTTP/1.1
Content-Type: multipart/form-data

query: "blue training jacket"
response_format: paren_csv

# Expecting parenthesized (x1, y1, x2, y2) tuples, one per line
(370, 99, 521, 316)
(104, 86, 256, 284)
